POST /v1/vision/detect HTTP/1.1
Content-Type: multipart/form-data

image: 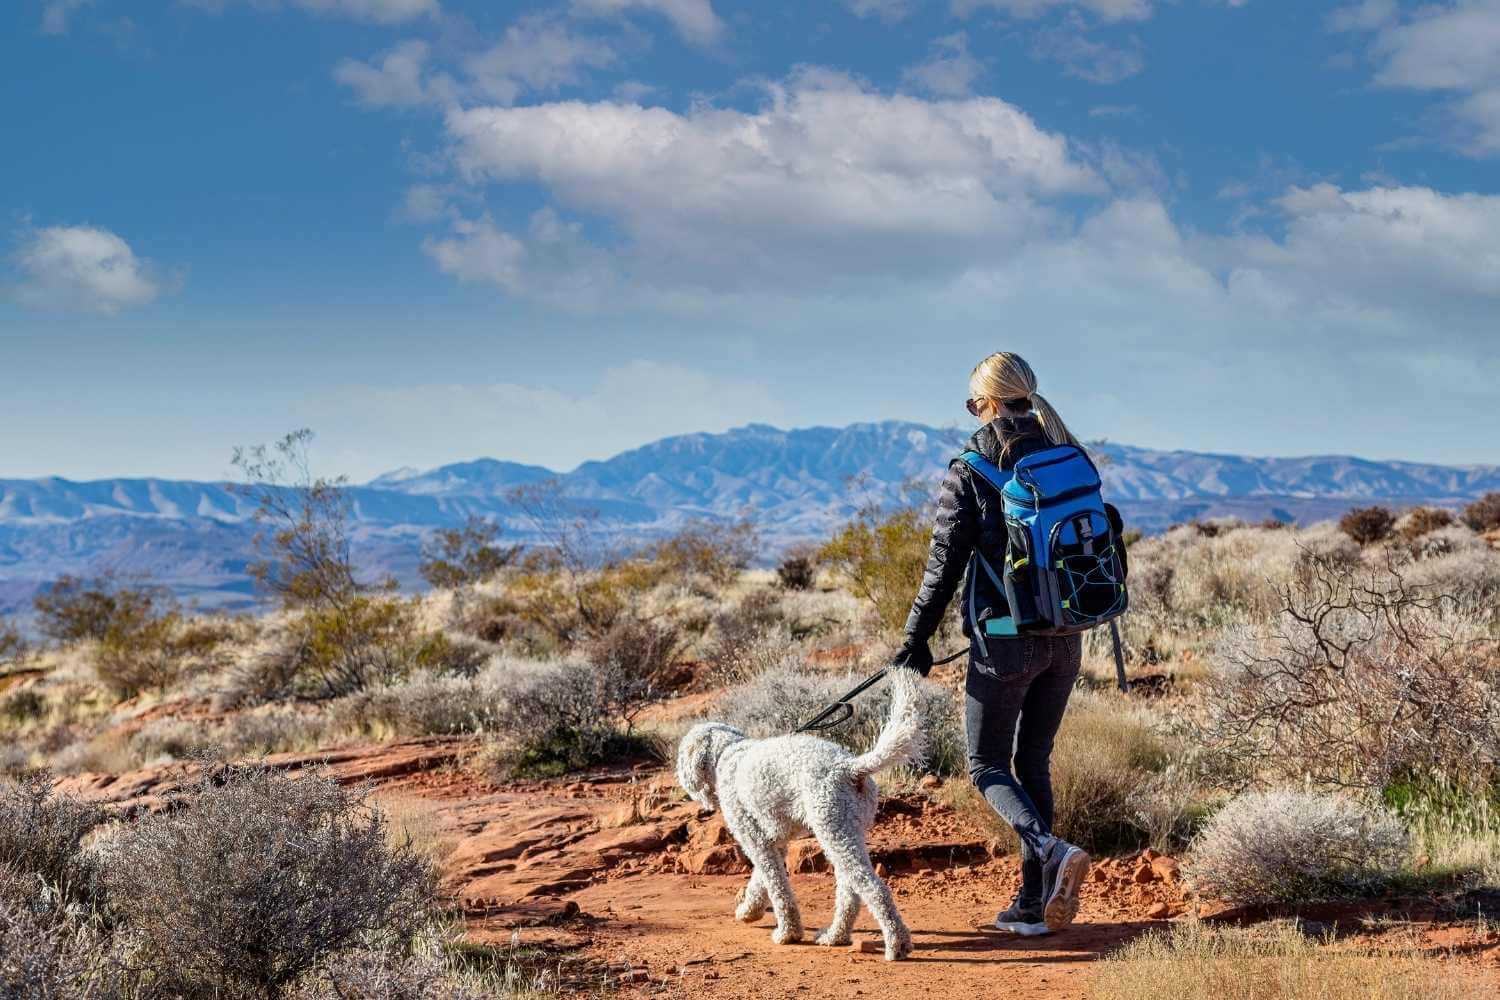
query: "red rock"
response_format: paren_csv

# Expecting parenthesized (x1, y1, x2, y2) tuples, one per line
(919, 775, 942, 790)
(1147, 902, 1170, 919)
(1131, 863, 1155, 884)
(684, 845, 748, 875)
(1150, 856, 1180, 882)
(789, 839, 827, 873)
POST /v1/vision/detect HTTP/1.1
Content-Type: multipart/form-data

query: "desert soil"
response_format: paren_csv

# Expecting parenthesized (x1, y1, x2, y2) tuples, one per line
(59, 737, 1500, 999)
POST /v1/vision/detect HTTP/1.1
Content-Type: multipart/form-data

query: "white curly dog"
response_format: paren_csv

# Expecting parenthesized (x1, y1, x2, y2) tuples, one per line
(675, 668, 925, 961)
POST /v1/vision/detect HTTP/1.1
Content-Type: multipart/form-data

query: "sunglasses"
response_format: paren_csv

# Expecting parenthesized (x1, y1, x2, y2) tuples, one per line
(965, 398, 985, 417)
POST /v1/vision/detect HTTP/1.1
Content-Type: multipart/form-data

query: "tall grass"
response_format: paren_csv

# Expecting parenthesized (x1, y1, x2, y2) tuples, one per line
(1092, 920, 1470, 1000)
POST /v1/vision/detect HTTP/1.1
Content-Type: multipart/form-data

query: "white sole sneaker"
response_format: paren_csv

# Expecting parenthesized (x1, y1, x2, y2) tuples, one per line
(994, 918, 1051, 937)
(1043, 846, 1090, 932)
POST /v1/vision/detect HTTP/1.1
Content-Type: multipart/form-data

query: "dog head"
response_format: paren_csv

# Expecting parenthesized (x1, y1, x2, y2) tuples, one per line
(675, 722, 744, 813)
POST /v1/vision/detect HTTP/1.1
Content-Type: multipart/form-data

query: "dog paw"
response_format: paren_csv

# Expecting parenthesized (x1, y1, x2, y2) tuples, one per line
(735, 903, 766, 924)
(815, 929, 851, 947)
(884, 936, 914, 962)
(771, 924, 804, 945)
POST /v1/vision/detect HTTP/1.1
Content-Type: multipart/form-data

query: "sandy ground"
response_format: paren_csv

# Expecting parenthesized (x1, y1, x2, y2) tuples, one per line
(59, 737, 1500, 999)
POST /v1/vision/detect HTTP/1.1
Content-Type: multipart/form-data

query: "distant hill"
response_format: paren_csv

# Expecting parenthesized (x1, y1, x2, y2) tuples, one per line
(2, 421, 1495, 613)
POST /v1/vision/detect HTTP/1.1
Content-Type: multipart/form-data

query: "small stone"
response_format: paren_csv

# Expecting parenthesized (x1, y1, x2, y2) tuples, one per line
(917, 868, 935, 878)
(850, 939, 881, 954)
(1147, 902, 1170, 919)
(1132, 863, 1155, 884)
(1150, 856, 1181, 882)
(875, 863, 889, 878)
(919, 775, 942, 790)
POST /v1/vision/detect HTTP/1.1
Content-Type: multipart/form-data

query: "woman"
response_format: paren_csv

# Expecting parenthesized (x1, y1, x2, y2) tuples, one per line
(894, 351, 1090, 937)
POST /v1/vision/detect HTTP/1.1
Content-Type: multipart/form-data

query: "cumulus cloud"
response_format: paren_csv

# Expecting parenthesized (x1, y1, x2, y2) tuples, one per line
(440, 71, 1098, 290)
(953, 0, 1153, 23)
(902, 32, 985, 97)
(9, 225, 161, 314)
(570, 0, 725, 46)
(335, 18, 616, 109)
(1333, 0, 1500, 156)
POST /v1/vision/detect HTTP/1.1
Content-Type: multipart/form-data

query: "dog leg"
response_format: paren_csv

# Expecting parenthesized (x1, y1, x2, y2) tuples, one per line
(815, 875, 859, 947)
(817, 827, 911, 961)
(735, 870, 769, 923)
(736, 838, 802, 944)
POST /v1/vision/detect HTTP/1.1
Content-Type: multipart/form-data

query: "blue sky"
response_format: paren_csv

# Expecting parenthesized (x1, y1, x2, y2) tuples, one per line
(3, 0, 1497, 481)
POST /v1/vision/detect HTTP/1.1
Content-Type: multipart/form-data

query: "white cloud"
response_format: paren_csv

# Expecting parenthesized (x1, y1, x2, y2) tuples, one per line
(570, 0, 725, 46)
(440, 71, 1098, 291)
(40, 0, 91, 34)
(953, 0, 1152, 24)
(1335, 0, 1500, 156)
(902, 32, 985, 97)
(305, 360, 785, 477)
(183, 0, 438, 23)
(1030, 24, 1144, 83)
(9, 225, 161, 315)
(464, 18, 618, 104)
(845, 0, 915, 21)
(335, 19, 615, 109)
(334, 40, 455, 108)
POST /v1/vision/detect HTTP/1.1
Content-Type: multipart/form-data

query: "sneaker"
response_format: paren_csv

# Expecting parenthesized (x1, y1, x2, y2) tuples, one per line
(993, 893, 1049, 937)
(1040, 839, 1090, 932)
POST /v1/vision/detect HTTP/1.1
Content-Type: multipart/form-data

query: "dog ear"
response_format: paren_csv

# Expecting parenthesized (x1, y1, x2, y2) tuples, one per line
(676, 724, 731, 811)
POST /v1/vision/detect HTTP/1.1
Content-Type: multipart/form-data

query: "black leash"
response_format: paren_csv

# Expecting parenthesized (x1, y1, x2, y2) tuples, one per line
(794, 647, 966, 734)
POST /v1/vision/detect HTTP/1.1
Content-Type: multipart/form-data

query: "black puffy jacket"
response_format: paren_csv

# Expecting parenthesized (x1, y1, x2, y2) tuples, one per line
(902, 415, 1053, 648)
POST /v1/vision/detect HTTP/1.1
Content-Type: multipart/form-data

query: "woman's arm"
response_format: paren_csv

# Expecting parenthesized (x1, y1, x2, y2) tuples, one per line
(898, 461, 980, 670)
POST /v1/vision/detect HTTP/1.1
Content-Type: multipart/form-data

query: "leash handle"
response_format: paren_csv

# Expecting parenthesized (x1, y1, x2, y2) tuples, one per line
(792, 647, 967, 734)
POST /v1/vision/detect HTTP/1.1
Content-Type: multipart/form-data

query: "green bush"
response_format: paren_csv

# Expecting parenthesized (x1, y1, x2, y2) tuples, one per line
(819, 504, 931, 636)
(32, 576, 163, 645)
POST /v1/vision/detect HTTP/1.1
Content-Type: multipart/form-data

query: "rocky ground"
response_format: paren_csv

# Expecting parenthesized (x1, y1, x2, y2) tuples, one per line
(55, 735, 1500, 999)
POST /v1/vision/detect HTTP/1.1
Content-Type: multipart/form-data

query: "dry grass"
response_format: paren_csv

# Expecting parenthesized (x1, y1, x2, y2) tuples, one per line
(1091, 919, 1471, 1000)
(375, 794, 456, 867)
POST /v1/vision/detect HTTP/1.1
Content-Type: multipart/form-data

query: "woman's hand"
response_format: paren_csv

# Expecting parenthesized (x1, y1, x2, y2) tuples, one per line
(893, 637, 934, 677)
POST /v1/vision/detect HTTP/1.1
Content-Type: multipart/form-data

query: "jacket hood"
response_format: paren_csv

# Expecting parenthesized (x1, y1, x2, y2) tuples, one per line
(967, 414, 1049, 469)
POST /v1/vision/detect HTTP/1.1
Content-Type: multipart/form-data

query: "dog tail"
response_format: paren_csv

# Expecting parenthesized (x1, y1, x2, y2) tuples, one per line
(849, 668, 927, 779)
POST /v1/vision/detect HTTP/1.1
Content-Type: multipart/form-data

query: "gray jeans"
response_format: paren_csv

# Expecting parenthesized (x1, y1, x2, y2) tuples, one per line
(965, 634, 1082, 904)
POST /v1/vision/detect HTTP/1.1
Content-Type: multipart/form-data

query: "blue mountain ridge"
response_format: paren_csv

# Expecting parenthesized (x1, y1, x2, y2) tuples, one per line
(2, 421, 1495, 614)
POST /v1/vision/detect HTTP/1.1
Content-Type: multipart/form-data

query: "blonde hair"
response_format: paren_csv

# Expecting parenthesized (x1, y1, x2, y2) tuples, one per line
(969, 352, 1079, 448)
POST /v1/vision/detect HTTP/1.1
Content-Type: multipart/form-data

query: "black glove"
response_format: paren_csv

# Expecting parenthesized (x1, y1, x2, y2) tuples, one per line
(893, 637, 933, 677)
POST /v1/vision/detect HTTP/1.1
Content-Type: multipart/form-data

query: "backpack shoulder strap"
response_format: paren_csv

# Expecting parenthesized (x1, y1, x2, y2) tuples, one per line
(957, 450, 1008, 494)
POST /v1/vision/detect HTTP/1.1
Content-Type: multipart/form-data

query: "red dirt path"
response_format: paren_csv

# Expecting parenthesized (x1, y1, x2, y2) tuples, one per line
(59, 737, 1500, 999)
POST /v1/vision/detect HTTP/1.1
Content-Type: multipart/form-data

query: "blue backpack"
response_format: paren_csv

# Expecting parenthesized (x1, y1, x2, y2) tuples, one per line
(958, 444, 1128, 651)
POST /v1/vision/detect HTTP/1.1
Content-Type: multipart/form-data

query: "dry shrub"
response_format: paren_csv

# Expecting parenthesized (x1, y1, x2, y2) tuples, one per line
(1093, 918, 1467, 1000)
(1338, 506, 1396, 546)
(648, 518, 758, 587)
(2, 687, 46, 725)
(1200, 552, 1500, 791)
(582, 617, 686, 707)
(0, 773, 102, 905)
(418, 516, 519, 591)
(711, 665, 965, 777)
(1049, 690, 1172, 851)
(31, 576, 163, 645)
(331, 674, 496, 739)
(704, 591, 800, 685)
(476, 657, 658, 778)
(235, 598, 471, 704)
(1462, 491, 1500, 532)
(819, 504, 932, 635)
(775, 546, 819, 591)
(1184, 790, 1408, 905)
(0, 895, 116, 1000)
(1399, 506, 1454, 540)
(104, 762, 433, 1000)
(291, 948, 488, 1000)
(0, 622, 27, 667)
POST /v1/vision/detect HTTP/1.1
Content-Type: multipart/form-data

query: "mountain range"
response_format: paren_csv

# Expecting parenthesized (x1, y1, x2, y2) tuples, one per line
(2, 421, 1496, 614)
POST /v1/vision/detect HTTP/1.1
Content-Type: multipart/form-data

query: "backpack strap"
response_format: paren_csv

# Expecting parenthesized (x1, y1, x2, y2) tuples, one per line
(957, 450, 1007, 494)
